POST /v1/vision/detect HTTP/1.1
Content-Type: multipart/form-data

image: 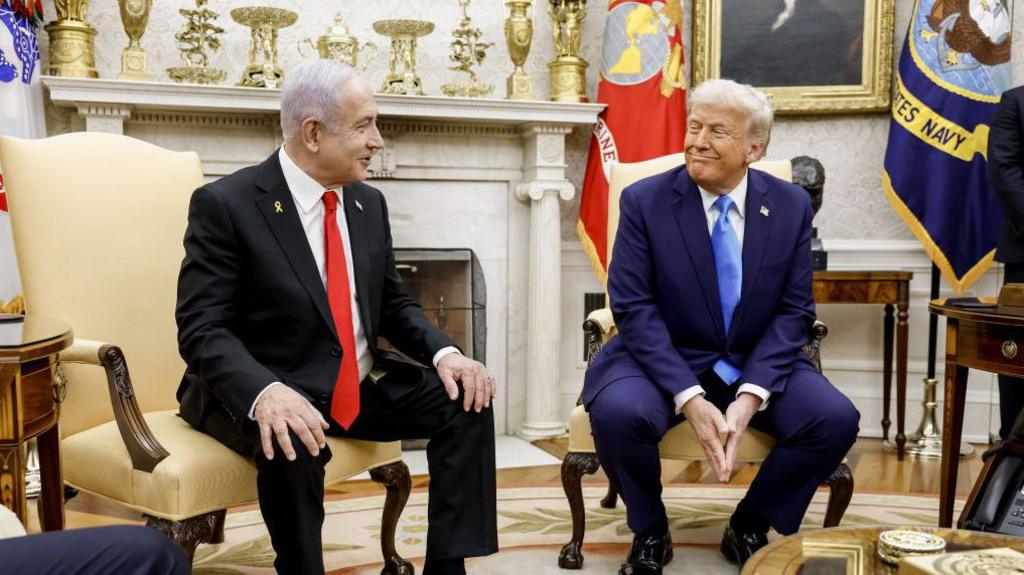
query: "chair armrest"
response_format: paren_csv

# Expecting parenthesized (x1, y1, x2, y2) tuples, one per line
(803, 320, 829, 374)
(583, 307, 615, 364)
(60, 340, 170, 473)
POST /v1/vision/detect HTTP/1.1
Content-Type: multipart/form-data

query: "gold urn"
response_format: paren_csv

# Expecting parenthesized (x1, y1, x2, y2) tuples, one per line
(298, 14, 378, 69)
(505, 0, 534, 99)
(117, 0, 153, 80)
(45, 0, 99, 78)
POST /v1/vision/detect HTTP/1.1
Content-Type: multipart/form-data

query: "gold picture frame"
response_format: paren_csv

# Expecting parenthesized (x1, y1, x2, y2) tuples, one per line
(691, 0, 895, 115)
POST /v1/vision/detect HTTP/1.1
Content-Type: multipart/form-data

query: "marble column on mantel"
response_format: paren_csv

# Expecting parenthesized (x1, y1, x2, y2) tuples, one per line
(76, 104, 131, 134)
(516, 123, 574, 440)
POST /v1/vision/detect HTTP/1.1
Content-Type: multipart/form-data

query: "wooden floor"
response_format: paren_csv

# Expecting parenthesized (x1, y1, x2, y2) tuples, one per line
(38, 436, 989, 532)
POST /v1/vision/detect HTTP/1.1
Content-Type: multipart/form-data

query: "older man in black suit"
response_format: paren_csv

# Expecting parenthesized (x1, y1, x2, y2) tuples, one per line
(175, 59, 497, 574)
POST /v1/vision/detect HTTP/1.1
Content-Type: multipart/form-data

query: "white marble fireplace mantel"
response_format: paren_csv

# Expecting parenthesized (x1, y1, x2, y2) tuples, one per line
(42, 76, 603, 439)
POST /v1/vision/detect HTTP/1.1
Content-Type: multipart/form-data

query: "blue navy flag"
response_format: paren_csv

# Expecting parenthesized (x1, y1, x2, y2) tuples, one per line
(883, 0, 1013, 292)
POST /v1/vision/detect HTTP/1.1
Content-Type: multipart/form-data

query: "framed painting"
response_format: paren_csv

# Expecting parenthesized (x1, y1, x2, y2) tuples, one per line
(691, 0, 896, 114)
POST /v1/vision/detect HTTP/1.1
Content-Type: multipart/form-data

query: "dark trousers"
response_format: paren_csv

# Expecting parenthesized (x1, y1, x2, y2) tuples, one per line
(999, 264, 1024, 439)
(197, 365, 498, 574)
(588, 366, 859, 536)
(0, 525, 188, 575)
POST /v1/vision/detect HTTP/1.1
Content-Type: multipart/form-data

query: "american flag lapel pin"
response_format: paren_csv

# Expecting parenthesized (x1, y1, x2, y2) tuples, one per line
(760, 205, 770, 217)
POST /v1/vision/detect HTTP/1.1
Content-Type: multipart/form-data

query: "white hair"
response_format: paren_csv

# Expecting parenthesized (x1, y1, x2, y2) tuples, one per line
(688, 78, 774, 147)
(280, 59, 358, 141)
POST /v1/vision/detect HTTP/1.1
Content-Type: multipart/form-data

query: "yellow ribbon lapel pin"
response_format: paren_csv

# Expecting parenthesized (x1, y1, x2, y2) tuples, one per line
(274, 201, 283, 214)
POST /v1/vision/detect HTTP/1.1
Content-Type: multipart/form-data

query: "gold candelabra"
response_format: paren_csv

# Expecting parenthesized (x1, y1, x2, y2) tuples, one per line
(232, 7, 298, 89)
(374, 19, 434, 96)
(442, 0, 494, 98)
(547, 0, 588, 102)
(167, 0, 226, 85)
(117, 0, 153, 80)
(45, 0, 98, 78)
(505, 0, 535, 100)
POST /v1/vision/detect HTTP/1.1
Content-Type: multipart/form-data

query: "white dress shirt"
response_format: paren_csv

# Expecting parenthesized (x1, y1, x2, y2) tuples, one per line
(672, 171, 771, 414)
(248, 146, 458, 418)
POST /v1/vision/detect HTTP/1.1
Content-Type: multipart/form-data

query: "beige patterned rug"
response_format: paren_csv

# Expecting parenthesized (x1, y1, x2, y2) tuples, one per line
(192, 486, 958, 574)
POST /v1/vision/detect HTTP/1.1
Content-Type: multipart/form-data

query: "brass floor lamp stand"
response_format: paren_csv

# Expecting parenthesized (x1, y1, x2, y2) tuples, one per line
(884, 377, 975, 458)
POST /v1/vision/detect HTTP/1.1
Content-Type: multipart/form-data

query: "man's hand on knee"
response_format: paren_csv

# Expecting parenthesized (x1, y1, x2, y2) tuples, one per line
(254, 385, 329, 461)
(437, 353, 496, 413)
(681, 396, 731, 482)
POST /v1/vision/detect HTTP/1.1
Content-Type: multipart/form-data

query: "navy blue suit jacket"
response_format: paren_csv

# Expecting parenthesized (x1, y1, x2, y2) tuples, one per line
(582, 165, 817, 407)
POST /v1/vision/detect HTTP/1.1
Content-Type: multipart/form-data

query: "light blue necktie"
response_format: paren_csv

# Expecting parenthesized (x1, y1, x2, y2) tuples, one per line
(711, 195, 743, 385)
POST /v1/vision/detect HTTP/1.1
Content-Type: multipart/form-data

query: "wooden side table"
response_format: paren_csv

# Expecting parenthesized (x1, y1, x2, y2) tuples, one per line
(813, 271, 913, 459)
(0, 315, 73, 531)
(743, 525, 1024, 574)
(929, 298, 1024, 528)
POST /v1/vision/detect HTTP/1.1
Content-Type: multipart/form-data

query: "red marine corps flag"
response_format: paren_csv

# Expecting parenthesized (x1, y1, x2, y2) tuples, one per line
(578, 0, 686, 281)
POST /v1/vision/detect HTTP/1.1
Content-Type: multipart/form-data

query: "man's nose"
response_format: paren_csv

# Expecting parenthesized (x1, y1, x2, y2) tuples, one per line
(368, 125, 384, 150)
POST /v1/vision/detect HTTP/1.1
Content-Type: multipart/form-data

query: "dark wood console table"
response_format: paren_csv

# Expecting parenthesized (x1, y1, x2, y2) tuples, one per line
(813, 271, 913, 460)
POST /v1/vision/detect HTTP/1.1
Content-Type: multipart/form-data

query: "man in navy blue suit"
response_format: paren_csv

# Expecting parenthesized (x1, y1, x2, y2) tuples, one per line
(584, 79, 860, 574)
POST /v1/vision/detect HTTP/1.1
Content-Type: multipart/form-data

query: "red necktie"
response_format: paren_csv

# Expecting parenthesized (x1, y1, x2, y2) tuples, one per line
(323, 191, 360, 429)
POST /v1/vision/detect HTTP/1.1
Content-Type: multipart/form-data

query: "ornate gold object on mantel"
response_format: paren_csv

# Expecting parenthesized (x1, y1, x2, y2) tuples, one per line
(298, 13, 378, 70)
(441, 0, 494, 98)
(547, 0, 588, 102)
(116, 0, 152, 80)
(504, 0, 535, 100)
(374, 19, 434, 96)
(232, 7, 298, 89)
(44, 0, 99, 78)
(167, 0, 226, 85)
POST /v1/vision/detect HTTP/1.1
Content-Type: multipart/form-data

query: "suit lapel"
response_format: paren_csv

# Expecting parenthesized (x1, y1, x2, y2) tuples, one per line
(342, 185, 373, 339)
(672, 170, 726, 344)
(730, 170, 775, 340)
(254, 153, 338, 340)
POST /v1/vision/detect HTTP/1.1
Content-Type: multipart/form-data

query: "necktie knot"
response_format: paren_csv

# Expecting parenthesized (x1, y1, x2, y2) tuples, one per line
(322, 190, 339, 213)
(713, 194, 734, 217)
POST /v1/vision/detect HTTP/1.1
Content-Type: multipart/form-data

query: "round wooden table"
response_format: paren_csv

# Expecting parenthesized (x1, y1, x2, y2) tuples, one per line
(742, 526, 1024, 574)
(0, 315, 73, 531)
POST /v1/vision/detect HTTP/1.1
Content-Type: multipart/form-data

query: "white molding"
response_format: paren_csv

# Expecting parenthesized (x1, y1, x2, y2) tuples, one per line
(43, 76, 606, 126)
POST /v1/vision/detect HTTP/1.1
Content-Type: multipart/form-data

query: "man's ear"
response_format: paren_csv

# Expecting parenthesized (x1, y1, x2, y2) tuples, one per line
(299, 118, 320, 153)
(746, 141, 768, 164)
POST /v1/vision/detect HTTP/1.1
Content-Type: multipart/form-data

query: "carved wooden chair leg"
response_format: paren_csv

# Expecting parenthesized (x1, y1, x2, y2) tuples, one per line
(208, 508, 228, 544)
(145, 511, 221, 563)
(821, 462, 854, 528)
(600, 484, 619, 509)
(558, 452, 600, 569)
(370, 461, 414, 575)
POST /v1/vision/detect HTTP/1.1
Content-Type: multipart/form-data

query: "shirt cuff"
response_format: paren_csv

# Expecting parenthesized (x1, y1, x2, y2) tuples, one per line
(248, 381, 283, 420)
(432, 346, 461, 368)
(736, 383, 771, 411)
(673, 385, 706, 414)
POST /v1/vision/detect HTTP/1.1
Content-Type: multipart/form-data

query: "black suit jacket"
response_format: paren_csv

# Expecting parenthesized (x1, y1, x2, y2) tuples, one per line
(175, 151, 456, 431)
(989, 85, 1024, 264)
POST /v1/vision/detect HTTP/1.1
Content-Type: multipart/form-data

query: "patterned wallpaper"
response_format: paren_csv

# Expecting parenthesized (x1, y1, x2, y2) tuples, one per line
(37, 0, 1024, 242)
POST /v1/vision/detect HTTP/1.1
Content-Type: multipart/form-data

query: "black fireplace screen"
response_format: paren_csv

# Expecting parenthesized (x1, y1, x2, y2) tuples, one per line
(382, 248, 486, 364)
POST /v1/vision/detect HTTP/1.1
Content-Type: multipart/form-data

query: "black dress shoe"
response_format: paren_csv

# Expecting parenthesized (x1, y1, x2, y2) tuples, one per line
(719, 524, 768, 567)
(618, 531, 673, 575)
(422, 557, 465, 575)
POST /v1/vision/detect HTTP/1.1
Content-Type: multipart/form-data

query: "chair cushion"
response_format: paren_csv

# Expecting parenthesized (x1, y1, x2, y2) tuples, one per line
(62, 410, 401, 521)
(568, 404, 775, 463)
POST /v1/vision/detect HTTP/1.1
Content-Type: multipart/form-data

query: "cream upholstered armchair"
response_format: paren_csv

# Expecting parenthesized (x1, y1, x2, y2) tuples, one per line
(558, 154, 853, 569)
(0, 133, 413, 571)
